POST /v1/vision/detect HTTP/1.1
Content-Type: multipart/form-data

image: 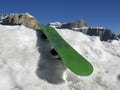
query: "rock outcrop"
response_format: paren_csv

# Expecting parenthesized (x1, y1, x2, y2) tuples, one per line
(1, 13, 40, 30)
(61, 19, 87, 29)
(60, 20, 119, 41)
(87, 28, 119, 41)
(118, 35, 120, 38)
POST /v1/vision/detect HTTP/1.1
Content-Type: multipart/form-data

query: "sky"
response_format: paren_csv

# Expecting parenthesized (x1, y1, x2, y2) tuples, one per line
(0, 0, 120, 34)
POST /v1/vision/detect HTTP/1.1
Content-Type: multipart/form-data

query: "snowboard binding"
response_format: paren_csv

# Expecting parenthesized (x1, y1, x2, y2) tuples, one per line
(50, 49, 61, 60)
(41, 32, 49, 41)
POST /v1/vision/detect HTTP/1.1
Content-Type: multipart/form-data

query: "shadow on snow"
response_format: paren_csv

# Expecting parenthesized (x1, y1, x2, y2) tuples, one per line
(35, 30, 66, 84)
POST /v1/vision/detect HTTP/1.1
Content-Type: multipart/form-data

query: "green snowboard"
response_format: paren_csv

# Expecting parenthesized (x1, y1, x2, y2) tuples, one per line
(39, 24, 93, 76)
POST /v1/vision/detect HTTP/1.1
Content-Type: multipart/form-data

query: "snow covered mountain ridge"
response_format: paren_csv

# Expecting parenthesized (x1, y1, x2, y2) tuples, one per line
(0, 13, 119, 41)
(49, 20, 119, 41)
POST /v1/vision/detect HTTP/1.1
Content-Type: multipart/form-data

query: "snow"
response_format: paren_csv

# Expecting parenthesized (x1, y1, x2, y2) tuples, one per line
(24, 13, 34, 18)
(72, 27, 89, 30)
(0, 13, 17, 22)
(89, 27, 105, 29)
(0, 25, 120, 90)
(49, 22, 62, 27)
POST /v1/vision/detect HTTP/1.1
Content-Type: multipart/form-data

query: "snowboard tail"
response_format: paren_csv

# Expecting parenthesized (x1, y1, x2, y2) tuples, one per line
(39, 24, 93, 76)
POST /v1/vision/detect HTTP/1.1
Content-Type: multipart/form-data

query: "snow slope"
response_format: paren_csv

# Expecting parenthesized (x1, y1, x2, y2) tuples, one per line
(0, 25, 120, 90)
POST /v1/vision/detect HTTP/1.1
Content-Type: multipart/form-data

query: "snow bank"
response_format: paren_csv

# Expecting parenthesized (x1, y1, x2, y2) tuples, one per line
(56, 28, 120, 90)
(0, 25, 120, 90)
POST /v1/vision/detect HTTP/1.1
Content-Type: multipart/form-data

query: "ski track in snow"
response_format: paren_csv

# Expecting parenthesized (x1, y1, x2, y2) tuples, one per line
(0, 25, 120, 90)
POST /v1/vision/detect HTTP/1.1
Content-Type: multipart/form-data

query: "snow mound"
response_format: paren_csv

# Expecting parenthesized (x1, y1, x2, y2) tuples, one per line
(0, 25, 120, 90)
(56, 28, 120, 90)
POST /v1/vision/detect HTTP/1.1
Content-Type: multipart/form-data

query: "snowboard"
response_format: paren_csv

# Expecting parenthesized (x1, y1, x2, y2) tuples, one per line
(39, 24, 93, 76)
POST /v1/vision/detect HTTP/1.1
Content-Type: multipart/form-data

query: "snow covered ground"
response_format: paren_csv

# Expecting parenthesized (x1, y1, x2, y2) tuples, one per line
(0, 25, 120, 90)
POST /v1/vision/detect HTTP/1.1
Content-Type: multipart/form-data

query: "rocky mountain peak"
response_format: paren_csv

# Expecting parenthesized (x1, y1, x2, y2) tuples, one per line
(1, 13, 40, 30)
(61, 19, 88, 29)
(87, 27, 119, 41)
(59, 19, 119, 41)
(118, 35, 120, 38)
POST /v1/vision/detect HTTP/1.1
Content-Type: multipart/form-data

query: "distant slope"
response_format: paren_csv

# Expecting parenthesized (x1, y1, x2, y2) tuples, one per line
(50, 21, 119, 41)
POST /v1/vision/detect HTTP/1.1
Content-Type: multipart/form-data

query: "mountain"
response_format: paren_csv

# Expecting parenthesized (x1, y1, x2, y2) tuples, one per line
(0, 23, 120, 90)
(118, 35, 120, 38)
(56, 20, 119, 41)
(87, 27, 119, 41)
(1, 13, 119, 41)
(0, 13, 40, 30)
(61, 19, 88, 28)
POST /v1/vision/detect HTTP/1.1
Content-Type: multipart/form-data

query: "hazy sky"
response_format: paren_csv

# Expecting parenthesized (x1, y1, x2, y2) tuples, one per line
(0, 0, 120, 34)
